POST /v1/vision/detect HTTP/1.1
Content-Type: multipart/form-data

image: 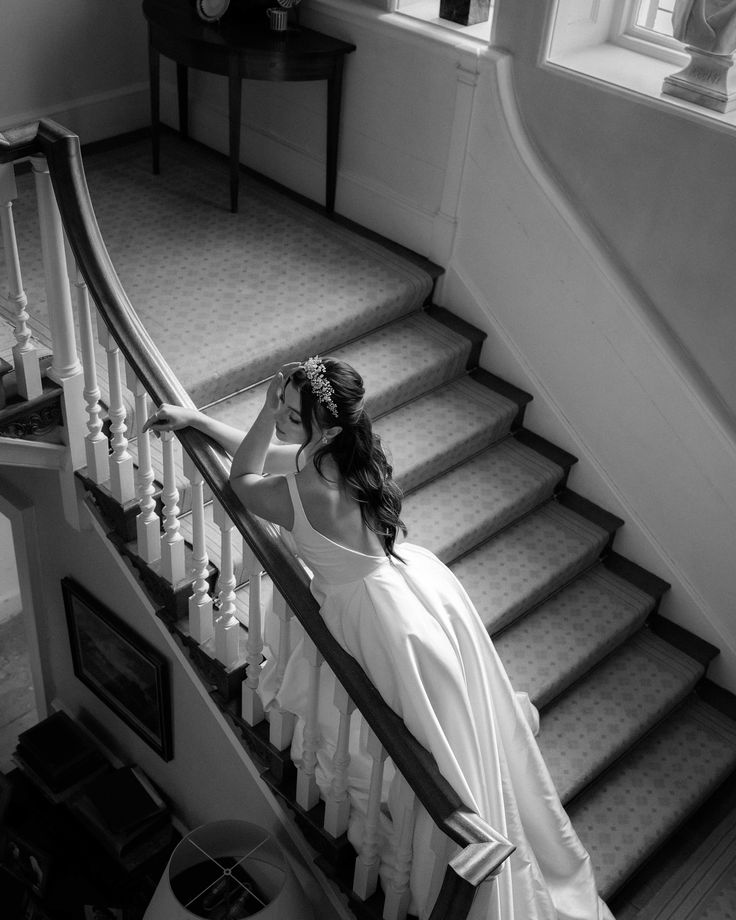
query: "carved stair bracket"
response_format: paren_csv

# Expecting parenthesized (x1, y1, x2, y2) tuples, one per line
(0, 396, 64, 442)
(663, 46, 736, 112)
(79, 470, 141, 543)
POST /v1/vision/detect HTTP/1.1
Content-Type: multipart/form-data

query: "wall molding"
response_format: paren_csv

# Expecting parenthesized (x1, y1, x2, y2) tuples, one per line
(0, 84, 149, 145)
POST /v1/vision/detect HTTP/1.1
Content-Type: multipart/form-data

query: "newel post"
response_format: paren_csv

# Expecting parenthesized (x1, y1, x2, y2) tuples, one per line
(31, 155, 86, 468)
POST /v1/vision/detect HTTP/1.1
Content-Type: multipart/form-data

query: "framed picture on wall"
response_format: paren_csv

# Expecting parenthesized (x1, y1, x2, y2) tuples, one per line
(62, 578, 173, 761)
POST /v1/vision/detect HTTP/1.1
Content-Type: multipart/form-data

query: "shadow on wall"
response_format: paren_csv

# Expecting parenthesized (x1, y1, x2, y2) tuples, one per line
(0, 512, 20, 624)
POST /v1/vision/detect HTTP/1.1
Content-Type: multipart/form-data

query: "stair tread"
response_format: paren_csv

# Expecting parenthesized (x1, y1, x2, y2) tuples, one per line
(452, 501, 613, 637)
(375, 376, 518, 492)
(401, 438, 565, 563)
(539, 629, 706, 803)
(495, 563, 655, 708)
(635, 805, 736, 919)
(567, 697, 736, 900)
(204, 311, 474, 430)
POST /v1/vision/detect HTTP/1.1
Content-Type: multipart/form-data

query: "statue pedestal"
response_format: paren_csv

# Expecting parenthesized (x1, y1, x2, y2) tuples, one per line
(663, 46, 736, 112)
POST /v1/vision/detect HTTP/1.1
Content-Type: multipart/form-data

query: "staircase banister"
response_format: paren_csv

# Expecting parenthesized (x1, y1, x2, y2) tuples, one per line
(7, 119, 516, 910)
(180, 428, 517, 882)
(0, 120, 56, 163)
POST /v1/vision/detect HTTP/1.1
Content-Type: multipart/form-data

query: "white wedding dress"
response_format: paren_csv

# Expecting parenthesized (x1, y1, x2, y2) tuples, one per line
(258, 473, 615, 920)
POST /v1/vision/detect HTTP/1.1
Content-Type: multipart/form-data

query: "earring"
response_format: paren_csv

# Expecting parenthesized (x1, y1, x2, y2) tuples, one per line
(321, 435, 329, 444)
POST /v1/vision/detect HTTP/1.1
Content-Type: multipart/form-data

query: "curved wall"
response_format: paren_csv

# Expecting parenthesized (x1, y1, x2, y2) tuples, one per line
(495, 0, 736, 420)
(441, 24, 736, 688)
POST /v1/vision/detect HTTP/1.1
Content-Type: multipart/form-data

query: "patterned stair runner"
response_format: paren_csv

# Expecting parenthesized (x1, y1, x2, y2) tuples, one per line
(61, 135, 736, 914)
(568, 697, 736, 899)
(169, 292, 736, 911)
(538, 629, 706, 803)
(495, 564, 656, 707)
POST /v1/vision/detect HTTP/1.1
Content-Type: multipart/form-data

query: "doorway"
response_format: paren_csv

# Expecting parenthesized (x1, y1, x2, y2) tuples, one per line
(0, 507, 40, 771)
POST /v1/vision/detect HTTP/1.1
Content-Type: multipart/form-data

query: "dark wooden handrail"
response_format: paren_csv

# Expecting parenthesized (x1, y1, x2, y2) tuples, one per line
(1, 120, 515, 918)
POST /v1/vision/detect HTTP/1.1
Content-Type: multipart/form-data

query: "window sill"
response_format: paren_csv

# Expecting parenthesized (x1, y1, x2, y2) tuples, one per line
(545, 42, 736, 134)
(395, 0, 492, 43)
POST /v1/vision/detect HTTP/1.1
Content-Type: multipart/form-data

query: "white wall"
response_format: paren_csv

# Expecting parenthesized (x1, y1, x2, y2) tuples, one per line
(0, 0, 148, 142)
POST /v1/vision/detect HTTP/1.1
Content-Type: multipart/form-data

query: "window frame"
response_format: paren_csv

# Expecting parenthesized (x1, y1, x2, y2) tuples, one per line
(612, 0, 687, 64)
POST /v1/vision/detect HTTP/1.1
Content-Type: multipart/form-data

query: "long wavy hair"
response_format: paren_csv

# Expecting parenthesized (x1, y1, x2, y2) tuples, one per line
(288, 358, 407, 560)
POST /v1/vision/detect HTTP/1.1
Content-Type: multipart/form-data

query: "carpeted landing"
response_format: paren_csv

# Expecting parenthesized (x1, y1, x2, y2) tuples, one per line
(0, 133, 432, 407)
(4, 132, 736, 916)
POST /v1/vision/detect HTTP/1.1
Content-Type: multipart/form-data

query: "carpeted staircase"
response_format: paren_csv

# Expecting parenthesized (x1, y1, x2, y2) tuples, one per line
(3, 131, 736, 918)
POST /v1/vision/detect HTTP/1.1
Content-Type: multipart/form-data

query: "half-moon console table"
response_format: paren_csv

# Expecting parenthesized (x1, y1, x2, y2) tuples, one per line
(143, 1, 356, 213)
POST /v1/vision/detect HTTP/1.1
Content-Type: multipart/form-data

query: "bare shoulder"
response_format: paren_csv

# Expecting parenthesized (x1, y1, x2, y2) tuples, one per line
(230, 471, 294, 529)
(296, 465, 383, 554)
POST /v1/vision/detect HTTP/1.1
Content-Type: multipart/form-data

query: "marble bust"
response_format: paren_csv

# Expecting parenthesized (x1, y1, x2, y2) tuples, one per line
(673, 0, 736, 55)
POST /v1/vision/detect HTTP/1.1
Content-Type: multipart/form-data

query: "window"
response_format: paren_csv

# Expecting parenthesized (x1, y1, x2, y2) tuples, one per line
(614, 0, 684, 62)
(544, 0, 736, 129)
(634, 0, 675, 35)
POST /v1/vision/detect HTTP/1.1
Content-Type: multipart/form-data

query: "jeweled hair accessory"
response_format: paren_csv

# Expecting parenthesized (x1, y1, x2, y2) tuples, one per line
(303, 356, 339, 417)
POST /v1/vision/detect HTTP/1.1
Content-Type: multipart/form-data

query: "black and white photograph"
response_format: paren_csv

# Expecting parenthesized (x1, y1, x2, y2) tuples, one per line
(1, 1, 736, 918)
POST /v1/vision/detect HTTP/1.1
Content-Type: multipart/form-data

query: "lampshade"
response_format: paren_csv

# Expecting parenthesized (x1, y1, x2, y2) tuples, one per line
(143, 820, 314, 920)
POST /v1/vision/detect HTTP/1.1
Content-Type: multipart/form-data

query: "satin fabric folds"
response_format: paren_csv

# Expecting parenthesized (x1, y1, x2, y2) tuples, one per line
(258, 473, 614, 920)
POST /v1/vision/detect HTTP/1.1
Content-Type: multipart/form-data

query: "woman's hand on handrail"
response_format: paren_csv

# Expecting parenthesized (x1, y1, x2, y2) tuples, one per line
(143, 403, 198, 435)
(143, 403, 246, 456)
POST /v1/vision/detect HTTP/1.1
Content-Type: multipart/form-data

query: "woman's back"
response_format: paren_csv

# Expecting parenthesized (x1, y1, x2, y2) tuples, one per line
(294, 462, 386, 557)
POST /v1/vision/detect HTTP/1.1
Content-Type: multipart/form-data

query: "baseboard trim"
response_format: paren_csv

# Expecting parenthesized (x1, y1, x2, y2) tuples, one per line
(1, 84, 149, 147)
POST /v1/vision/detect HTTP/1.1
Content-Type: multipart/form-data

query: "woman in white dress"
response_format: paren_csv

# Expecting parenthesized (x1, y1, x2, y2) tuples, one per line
(145, 357, 614, 920)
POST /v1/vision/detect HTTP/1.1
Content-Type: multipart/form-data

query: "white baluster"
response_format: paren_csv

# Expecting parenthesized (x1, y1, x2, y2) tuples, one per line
(0, 165, 42, 400)
(75, 266, 109, 483)
(324, 681, 355, 838)
(268, 590, 296, 750)
(241, 543, 265, 725)
(383, 773, 416, 920)
(353, 726, 389, 900)
(159, 430, 186, 585)
(212, 499, 240, 667)
(296, 635, 323, 812)
(182, 452, 214, 644)
(98, 323, 135, 504)
(127, 370, 161, 564)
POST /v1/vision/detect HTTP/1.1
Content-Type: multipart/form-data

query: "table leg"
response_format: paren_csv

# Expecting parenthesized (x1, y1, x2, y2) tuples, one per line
(148, 36, 160, 175)
(177, 64, 189, 139)
(228, 55, 242, 213)
(325, 58, 345, 214)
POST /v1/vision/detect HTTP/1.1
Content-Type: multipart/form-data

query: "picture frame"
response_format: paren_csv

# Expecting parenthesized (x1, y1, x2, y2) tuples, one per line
(0, 829, 51, 897)
(62, 578, 173, 761)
